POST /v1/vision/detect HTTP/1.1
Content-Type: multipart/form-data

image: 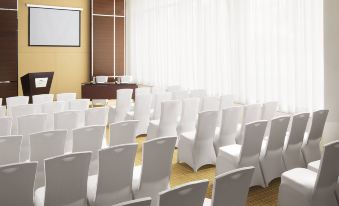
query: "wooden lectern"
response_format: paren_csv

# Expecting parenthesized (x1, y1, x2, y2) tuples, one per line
(21, 72, 54, 103)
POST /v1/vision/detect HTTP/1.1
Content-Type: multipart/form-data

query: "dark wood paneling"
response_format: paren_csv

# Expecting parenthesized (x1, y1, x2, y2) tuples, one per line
(0, 10, 18, 81)
(93, 0, 114, 15)
(0, 82, 18, 105)
(0, 0, 17, 10)
(115, 0, 124, 16)
(115, 17, 125, 76)
(93, 16, 114, 76)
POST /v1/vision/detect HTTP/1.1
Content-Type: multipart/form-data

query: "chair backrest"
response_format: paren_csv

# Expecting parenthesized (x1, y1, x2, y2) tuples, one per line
(113, 197, 152, 206)
(44, 152, 91, 206)
(0, 117, 12, 136)
(72, 125, 105, 159)
(314, 141, 339, 193)
(189, 89, 207, 98)
(56, 93, 76, 102)
(243, 104, 262, 124)
(178, 98, 200, 134)
(172, 90, 189, 101)
(0, 105, 6, 117)
(42, 101, 66, 130)
(158, 180, 209, 206)
(95, 144, 138, 205)
(152, 92, 172, 120)
(201, 96, 220, 112)
(54, 110, 85, 131)
(158, 101, 180, 136)
(286, 113, 309, 146)
(138, 137, 177, 196)
(196, 111, 218, 142)
(69, 99, 91, 111)
(110, 120, 139, 146)
(10, 104, 42, 135)
(261, 102, 278, 121)
(32, 94, 54, 105)
(166, 85, 181, 92)
(265, 116, 290, 152)
(0, 135, 22, 165)
(85, 107, 108, 126)
(306, 109, 329, 143)
(136, 87, 151, 96)
(134, 94, 152, 120)
(219, 107, 244, 146)
(219, 95, 233, 110)
(240, 121, 267, 162)
(115, 89, 133, 121)
(0, 162, 37, 206)
(96, 76, 108, 83)
(6, 96, 29, 107)
(211, 167, 255, 206)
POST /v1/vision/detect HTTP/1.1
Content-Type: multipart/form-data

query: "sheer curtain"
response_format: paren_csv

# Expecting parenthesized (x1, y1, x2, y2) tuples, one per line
(126, 0, 324, 113)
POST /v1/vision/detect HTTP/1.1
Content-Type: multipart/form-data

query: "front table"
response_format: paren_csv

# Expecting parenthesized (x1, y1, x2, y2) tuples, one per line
(81, 83, 138, 99)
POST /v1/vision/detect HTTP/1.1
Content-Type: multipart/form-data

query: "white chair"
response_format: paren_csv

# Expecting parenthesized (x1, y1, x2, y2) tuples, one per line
(219, 95, 233, 110)
(109, 120, 139, 146)
(96, 76, 108, 83)
(34, 152, 91, 206)
(0, 105, 6, 117)
(17, 114, 48, 161)
(135, 87, 151, 96)
(261, 101, 278, 138)
(0, 117, 12, 136)
(133, 137, 177, 203)
(29, 130, 67, 188)
(6, 96, 29, 115)
(201, 96, 220, 112)
(108, 89, 133, 124)
(73, 125, 105, 175)
(41, 101, 66, 130)
(235, 104, 262, 145)
(203, 167, 255, 206)
(278, 141, 339, 206)
(87, 144, 138, 206)
(189, 89, 207, 98)
(0, 162, 37, 206)
(69, 99, 91, 111)
(0, 135, 22, 165)
(85, 107, 109, 126)
(158, 180, 209, 206)
(302, 109, 329, 164)
(54, 110, 85, 153)
(172, 90, 189, 101)
(166, 85, 181, 92)
(176, 98, 200, 136)
(56, 92, 76, 110)
(216, 121, 267, 187)
(32, 94, 54, 104)
(147, 101, 180, 140)
(151, 92, 172, 120)
(178, 111, 218, 172)
(10, 104, 41, 135)
(126, 94, 152, 136)
(283, 113, 309, 170)
(214, 106, 243, 153)
(120, 76, 133, 83)
(259, 116, 290, 187)
(113, 197, 152, 206)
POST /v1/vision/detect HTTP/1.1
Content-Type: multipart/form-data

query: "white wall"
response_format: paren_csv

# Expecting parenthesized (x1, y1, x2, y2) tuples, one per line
(323, 0, 339, 143)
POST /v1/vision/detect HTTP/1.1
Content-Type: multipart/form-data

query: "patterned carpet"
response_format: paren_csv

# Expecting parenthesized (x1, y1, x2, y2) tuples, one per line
(134, 136, 279, 206)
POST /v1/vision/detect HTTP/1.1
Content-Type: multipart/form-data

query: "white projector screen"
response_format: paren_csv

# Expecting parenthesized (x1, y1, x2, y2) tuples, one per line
(29, 6, 81, 47)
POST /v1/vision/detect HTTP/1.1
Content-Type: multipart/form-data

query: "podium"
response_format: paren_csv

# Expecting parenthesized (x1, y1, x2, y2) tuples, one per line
(21, 72, 54, 103)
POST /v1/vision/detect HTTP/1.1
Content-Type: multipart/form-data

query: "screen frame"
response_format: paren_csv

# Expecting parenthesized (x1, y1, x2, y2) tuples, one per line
(28, 6, 81, 47)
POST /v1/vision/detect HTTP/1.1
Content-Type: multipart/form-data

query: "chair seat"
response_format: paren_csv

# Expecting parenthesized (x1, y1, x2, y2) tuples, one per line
(149, 120, 160, 127)
(34, 187, 46, 206)
(219, 144, 242, 158)
(281, 168, 317, 194)
(307, 160, 320, 173)
(180, 131, 197, 143)
(132, 165, 142, 192)
(87, 175, 98, 206)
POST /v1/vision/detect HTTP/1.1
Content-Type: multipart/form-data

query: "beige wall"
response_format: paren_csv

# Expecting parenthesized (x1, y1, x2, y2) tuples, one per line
(323, 0, 339, 143)
(18, 0, 90, 98)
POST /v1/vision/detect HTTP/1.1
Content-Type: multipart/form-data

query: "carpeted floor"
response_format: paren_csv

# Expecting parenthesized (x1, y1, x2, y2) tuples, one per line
(133, 136, 279, 206)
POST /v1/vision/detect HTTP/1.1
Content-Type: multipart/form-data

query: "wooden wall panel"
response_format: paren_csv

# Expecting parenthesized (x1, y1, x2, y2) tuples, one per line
(93, 0, 114, 15)
(115, 17, 125, 76)
(0, 0, 17, 10)
(0, 10, 18, 82)
(115, 0, 125, 16)
(0, 82, 18, 105)
(93, 16, 114, 76)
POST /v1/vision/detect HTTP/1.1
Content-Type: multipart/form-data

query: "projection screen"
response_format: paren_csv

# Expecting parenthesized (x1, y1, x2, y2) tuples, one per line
(28, 5, 81, 47)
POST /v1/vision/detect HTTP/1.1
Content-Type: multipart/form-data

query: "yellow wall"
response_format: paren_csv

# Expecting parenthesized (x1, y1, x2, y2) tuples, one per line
(18, 0, 90, 97)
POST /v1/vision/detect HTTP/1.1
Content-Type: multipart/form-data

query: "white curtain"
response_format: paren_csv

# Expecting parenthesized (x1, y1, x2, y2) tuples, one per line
(126, 0, 324, 113)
